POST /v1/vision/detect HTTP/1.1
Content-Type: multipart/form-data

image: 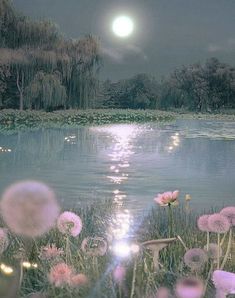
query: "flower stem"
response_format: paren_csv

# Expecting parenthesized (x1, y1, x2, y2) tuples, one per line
(217, 233, 221, 269)
(206, 231, 210, 251)
(65, 235, 72, 264)
(168, 204, 174, 237)
(220, 228, 232, 269)
(130, 260, 137, 298)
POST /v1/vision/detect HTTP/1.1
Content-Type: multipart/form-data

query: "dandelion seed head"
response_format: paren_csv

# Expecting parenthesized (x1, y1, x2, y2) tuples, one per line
(197, 215, 210, 232)
(57, 211, 82, 237)
(208, 213, 230, 234)
(0, 181, 60, 237)
(184, 248, 208, 271)
(220, 206, 235, 226)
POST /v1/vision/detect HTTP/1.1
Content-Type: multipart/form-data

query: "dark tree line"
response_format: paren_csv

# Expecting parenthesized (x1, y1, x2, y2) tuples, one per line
(0, 0, 101, 110)
(98, 58, 235, 111)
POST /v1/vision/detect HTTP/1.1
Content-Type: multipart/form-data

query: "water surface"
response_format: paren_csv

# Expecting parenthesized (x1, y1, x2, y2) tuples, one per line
(0, 120, 235, 215)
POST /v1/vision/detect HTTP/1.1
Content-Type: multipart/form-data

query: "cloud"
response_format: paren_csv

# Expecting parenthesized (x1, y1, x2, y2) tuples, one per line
(207, 37, 235, 53)
(101, 44, 148, 63)
(125, 44, 148, 61)
(101, 47, 124, 63)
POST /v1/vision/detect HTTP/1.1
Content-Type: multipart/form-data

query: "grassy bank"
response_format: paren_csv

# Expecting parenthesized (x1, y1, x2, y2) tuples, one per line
(0, 198, 234, 298)
(0, 109, 174, 131)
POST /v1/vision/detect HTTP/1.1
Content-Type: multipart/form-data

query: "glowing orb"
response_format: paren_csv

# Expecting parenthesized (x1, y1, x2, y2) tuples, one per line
(112, 16, 134, 38)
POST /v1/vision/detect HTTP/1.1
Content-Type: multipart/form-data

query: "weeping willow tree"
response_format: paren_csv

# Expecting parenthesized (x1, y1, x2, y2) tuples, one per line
(56, 36, 101, 109)
(0, 0, 101, 110)
(25, 71, 67, 110)
(0, 0, 61, 49)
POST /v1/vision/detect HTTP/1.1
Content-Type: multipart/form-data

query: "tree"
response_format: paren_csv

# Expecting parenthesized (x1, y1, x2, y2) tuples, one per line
(25, 71, 67, 110)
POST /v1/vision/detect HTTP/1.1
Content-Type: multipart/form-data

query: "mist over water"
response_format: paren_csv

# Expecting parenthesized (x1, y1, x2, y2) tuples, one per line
(0, 120, 235, 213)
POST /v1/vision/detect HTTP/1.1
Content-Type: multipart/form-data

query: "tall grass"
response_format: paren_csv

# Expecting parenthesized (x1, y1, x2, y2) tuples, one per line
(0, 200, 234, 297)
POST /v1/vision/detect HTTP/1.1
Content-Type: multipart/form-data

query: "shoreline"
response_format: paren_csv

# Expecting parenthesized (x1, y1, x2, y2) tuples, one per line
(0, 109, 235, 133)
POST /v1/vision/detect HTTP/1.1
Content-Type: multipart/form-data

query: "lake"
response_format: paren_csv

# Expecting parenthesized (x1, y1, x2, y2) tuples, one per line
(0, 119, 235, 219)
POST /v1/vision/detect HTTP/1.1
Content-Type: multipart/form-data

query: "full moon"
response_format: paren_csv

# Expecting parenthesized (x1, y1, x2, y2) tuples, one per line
(112, 16, 134, 38)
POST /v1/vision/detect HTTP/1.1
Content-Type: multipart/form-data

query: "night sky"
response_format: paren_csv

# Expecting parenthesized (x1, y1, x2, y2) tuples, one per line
(13, 0, 235, 81)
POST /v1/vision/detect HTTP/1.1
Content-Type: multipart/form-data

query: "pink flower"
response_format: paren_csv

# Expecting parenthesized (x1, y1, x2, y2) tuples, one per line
(48, 263, 72, 287)
(220, 206, 235, 226)
(175, 276, 204, 298)
(208, 213, 230, 234)
(57, 211, 82, 237)
(154, 190, 179, 206)
(0, 181, 60, 237)
(113, 265, 126, 284)
(156, 287, 172, 298)
(212, 270, 235, 296)
(0, 228, 9, 254)
(197, 215, 210, 232)
(40, 244, 63, 260)
(184, 248, 208, 271)
(70, 274, 88, 287)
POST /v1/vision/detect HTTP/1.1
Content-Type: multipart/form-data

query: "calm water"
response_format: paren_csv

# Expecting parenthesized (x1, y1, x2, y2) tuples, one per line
(0, 120, 235, 216)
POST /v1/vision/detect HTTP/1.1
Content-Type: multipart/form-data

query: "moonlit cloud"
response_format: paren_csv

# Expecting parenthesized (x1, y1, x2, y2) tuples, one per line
(207, 37, 235, 53)
(101, 44, 148, 64)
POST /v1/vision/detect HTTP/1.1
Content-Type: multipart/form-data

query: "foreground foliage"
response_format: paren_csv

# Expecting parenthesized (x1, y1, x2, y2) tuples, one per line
(0, 182, 234, 298)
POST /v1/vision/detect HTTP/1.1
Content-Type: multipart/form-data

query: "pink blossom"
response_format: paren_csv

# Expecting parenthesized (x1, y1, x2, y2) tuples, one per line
(70, 274, 88, 287)
(220, 206, 235, 226)
(184, 248, 208, 271)
(113, 265, 126, 284)
(197, 215, 210, 232)
(175, 276, 204, 298)
(48, 263, 72, 287)
(212, 270, 235, 296)
(0, 181, 60, 237)
(57, 211, 82, 237)
(156, 287, 172, 298)
(40, 244, 63, 260)
(0, 228, 9, 254)
(208, 213, 230, 234)
(154, 190, 179, 206)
